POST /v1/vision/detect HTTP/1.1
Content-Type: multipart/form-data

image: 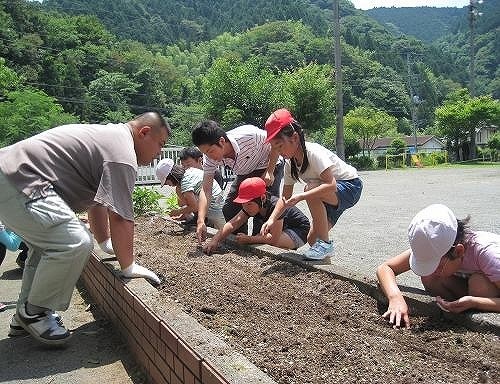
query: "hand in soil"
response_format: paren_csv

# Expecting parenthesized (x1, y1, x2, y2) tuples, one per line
(196, 222, 207, 243)
(202, 239, 218, 255)
(382, 296, 410, 329)
(436, 295, 475, 313)
(134, 216, 500, 384)
(235, 233, 252, 244)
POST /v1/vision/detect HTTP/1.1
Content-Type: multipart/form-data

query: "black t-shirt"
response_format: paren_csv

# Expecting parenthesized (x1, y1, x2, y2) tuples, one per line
(252, 196, 310, 242)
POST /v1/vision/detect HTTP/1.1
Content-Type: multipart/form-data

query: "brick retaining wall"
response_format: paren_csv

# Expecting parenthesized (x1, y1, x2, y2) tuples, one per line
(81, 253, 237, 384)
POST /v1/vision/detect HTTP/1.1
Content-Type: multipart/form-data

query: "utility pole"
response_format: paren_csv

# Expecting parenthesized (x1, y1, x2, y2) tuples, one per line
(468, 0, 482, 97)
(406, 52, 418, 153)
(333, 0, 345, 160)
(468, 0, 482, 159)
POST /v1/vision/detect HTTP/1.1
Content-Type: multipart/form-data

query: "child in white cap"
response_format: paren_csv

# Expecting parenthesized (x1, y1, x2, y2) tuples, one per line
(377, 204, 500, 329)
(156, 158, 225, 229)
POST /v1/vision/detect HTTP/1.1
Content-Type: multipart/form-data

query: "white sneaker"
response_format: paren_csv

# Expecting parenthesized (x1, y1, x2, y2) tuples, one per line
(16, 304, 70, 345)
(9, 311, 63, 337)
(303, 239, 334, 260)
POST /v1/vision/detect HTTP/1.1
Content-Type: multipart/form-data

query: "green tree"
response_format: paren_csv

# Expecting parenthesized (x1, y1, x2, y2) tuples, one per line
(281, 63, 335, 134)
(0, 58, 76, 146)
(202, 57, 277, 127)
(83, 70, 140, 123)
(387, 137, 406, 155)
(0, 89, 76, 146)
(435, 90, 500, 160)
(345, 107, 398, 157)
(324, 125, 361, 158)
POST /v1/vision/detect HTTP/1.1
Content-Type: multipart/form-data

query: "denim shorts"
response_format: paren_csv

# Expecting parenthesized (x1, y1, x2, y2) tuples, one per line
(325, 178, 363, 226)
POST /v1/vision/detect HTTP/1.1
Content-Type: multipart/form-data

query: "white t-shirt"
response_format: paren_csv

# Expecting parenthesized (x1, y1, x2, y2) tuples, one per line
(180, 167, 223, 210)
(283, 142, 358, 185)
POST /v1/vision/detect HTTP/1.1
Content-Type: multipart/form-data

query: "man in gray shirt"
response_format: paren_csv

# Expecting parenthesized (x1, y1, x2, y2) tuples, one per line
(0, 111, 170, 345)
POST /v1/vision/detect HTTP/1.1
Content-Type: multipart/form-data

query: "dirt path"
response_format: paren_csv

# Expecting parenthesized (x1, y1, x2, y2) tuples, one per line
(135, 216, 499, 384)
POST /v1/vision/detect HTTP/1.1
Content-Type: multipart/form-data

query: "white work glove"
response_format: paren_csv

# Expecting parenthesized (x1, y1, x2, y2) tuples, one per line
(98, 238, 115, 255)
(121, 262, 161, 285)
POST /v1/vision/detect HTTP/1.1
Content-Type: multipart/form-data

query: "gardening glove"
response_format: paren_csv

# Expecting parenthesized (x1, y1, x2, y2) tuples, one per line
(98, 238, 115, 255)
(121, 262, 161, 285)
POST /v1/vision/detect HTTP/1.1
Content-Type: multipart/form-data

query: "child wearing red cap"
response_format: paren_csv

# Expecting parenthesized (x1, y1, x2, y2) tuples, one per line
(261, 108, 362, 261)
(191, 120, 283, 243)
(377, 204, 500, 329)
(203, 177, 310, 255)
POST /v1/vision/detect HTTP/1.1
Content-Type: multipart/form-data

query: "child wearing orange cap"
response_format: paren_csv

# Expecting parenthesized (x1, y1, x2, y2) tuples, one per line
(261, 108, 362, 261)
(203, 177, 310, 255)
(377, 204, 500, 329)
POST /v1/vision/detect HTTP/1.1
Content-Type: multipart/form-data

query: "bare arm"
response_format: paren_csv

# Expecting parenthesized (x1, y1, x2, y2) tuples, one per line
(285, 166, 336, 206)
(436, 281, 500, 313)
(108, 210, 134, 269)
(198, 174, 214, 222)
(88, 205, 110, 243)
(262, 148, 280, 186)
(170, 191, 198, 217)
(196, 173, 214, 243)
(376, 249, 412, 328)
(204, 210, 248, 255)
(175, 185, 186, 207)
(260, 184, 293, 235)
(237, 218, 291, 248)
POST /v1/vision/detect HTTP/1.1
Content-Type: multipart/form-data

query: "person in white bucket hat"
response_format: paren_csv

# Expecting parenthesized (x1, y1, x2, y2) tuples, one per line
(155, 158, 225, 229)
(377, 204, 500, 329)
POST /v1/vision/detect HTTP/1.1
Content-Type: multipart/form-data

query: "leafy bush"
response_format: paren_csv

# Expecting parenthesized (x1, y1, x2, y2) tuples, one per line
(487, 132, 500, 151)
(420, 151, 447, 166)
(384, 153, 406, 168)
(376, 155, 386, 168)
(164, 193, 180, 214)
(132, 187, 164, 216)
(478, 146, 498, 161)
(386, 138, 406, 155)
(349, 155, 374, 170)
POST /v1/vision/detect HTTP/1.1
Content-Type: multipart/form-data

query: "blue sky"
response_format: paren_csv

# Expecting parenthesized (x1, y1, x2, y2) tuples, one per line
(350, 1, 470, 10)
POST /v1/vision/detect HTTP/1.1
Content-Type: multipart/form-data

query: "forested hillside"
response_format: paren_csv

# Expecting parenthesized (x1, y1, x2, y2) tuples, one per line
(1, 0, 498, 161)
(436, 0, 500, 98)
(39, 0, 473, 104)
(41, 0, 349, 45)
(365, 1, 499, 98)
(366, 6, 463, 43)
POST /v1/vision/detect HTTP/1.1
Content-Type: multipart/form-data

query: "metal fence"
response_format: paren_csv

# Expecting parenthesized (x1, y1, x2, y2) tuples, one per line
(135, 146, 235, 186)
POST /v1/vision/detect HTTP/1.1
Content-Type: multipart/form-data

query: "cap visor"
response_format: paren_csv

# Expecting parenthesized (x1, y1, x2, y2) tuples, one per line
(409, 250, 440, 277)
(233, 197, 251, 204)
(264, 130, 281, 144)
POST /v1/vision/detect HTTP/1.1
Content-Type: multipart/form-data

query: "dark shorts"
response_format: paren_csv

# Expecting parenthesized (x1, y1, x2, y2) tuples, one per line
(325, 178, 363, 226)
(283, 228, 307, 249)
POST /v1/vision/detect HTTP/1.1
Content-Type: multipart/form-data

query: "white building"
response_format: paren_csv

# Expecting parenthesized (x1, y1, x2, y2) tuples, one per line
(359, 135, 445, 158)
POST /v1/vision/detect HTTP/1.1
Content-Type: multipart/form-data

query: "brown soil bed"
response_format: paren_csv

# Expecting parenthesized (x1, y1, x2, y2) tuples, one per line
(134, 215, 499, 384)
